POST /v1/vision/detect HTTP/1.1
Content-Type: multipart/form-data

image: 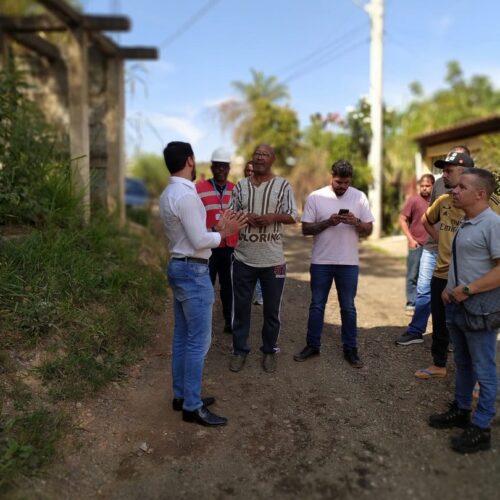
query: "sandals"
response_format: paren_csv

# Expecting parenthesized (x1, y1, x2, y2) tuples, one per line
(415, 367, 447, 379)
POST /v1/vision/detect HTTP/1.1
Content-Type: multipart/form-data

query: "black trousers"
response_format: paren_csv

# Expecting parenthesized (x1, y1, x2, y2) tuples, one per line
(430, 276, 449, 368)
(209, 247, 234, 326)
(231, 259, 286, 355)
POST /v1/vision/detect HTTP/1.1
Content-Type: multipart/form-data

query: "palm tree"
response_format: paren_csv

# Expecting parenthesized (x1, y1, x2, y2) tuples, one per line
(232, 69, 289, 105)
(218, 69, 290, 147)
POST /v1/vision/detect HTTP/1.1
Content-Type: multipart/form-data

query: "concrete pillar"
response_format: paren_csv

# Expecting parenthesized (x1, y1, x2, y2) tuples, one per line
(65, 27, 90, 222)
(105, 56, 125, 225)
(88, 45, 108, 213)
(0, 31, 6, 70)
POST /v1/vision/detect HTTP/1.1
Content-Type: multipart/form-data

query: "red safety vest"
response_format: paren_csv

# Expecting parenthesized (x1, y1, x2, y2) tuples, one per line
(196, 179, 238, 248)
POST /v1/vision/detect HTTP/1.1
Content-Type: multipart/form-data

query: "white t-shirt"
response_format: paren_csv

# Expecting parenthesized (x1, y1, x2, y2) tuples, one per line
(301, 185, 375, 265)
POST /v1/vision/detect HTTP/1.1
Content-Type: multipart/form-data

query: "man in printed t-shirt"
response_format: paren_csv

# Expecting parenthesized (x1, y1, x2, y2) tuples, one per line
(229, 144, 297, 374)
(395, 145, 471, 347)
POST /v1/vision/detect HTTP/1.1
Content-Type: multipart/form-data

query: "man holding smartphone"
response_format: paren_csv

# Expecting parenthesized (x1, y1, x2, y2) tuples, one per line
(294, 160, 374, 367)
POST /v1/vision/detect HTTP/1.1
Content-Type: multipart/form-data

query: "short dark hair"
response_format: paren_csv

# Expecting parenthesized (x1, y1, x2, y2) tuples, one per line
(163, 141, 193, 174)
(419, 173, 435, 184)
(463, 167, 496, 196)
(331, 159, 353, 178)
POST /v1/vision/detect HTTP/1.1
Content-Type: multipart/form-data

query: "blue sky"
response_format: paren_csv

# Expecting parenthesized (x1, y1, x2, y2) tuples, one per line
(82, 0, 500, 162)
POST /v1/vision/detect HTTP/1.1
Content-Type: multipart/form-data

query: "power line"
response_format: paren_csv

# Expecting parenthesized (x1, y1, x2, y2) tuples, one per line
(282, 37, 369, 84)
(144, 114, 167, 147)
(159, 0, 223, 49)
(278, 23, 367, 75)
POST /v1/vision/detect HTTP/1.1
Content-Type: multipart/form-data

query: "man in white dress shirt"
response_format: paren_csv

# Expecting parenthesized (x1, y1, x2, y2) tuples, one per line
(159, 142, 246, 427)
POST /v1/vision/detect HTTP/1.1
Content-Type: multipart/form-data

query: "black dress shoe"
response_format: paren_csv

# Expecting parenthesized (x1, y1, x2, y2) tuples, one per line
(182, 406, 227, 426)
(172, 397, 215, 412)
(343, 348, 364, 368)
(293, 345, 320, 362)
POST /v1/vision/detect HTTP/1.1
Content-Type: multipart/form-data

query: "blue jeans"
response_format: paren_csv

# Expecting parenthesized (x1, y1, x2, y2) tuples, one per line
(406, 246, 423, 307)
(446, 303, 498, 429)
(167, 260, 214, 411)
(306, 264, 359, 351)
(407, 249, 436, 335)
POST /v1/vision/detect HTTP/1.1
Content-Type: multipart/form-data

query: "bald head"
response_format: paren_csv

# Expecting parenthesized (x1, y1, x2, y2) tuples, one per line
(252, 144, 276, 177)
(255, 144, 275, 158)
(450, 145, 471, 157)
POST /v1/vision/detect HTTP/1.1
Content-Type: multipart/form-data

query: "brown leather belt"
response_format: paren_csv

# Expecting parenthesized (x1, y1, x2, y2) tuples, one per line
(172, 257, 209, 265)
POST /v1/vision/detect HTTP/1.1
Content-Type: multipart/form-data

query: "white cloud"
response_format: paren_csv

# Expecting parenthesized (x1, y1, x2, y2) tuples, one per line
(125, 110, 204, 156)
(438, 16, 452, 30)
(146, 112, 204, 144)
(430, 15, 453, 35)
(154, 60, 176, 75)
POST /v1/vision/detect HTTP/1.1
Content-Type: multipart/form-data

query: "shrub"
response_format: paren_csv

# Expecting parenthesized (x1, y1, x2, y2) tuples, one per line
(0, 62, 79, 226)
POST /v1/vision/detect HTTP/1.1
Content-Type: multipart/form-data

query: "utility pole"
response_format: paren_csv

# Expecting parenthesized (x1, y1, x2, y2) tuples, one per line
(364, 0, 384, 239)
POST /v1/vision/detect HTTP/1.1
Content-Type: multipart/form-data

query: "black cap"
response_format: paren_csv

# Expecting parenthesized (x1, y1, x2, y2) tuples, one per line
(434, 152, 474, 169)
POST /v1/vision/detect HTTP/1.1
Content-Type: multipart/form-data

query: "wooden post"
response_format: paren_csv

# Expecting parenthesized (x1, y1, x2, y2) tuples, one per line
(65, 27, 90, 222)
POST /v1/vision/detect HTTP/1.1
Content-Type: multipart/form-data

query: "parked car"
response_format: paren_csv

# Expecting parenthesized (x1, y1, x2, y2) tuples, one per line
(125, 177, 149, 208)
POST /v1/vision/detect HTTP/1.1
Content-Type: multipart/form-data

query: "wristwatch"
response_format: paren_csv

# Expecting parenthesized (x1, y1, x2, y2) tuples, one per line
(462, 285, 472, 296)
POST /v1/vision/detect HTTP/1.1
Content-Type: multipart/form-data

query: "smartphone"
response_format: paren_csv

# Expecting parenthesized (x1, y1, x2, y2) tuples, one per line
(338, 209, 349, 215)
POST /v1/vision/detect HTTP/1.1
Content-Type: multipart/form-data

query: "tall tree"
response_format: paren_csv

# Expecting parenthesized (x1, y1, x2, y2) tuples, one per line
(381, 60, 500, 231)
(129, 153, 168, 198)
(388, 61, 500, 177)
(218, 69, 299, 169)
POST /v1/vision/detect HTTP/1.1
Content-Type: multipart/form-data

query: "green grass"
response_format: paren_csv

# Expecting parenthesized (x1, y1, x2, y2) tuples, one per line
(126, 206, 151, 227)
(0, 64, 167, 492)
(0, 408, 67, 495)
(0, 62, 168, 493)
(0, 216, 166, 490)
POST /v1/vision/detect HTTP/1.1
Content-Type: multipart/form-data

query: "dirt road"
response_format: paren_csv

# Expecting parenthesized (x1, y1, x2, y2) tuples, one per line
(21, 226, 500, 499)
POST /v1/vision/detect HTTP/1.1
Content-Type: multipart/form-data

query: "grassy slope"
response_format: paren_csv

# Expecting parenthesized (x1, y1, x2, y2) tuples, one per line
(0, 217, 166, 492)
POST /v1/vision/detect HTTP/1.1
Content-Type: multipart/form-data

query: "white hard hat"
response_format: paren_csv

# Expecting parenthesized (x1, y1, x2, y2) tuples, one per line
(211, 147, 231, 163)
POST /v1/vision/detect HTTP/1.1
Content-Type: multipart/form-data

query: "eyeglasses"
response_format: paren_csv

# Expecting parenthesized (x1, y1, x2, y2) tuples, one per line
(253, 151, 271, 158)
